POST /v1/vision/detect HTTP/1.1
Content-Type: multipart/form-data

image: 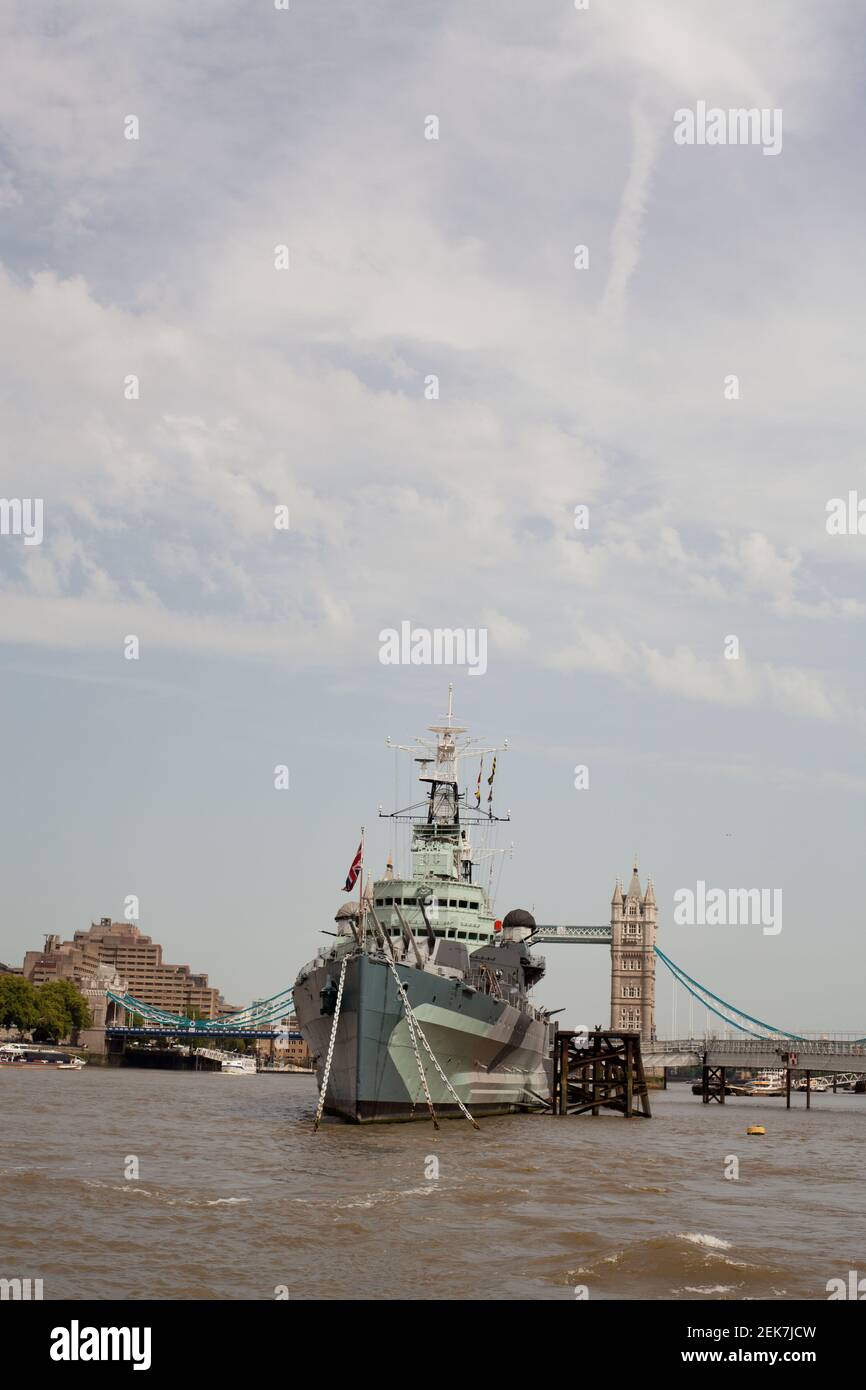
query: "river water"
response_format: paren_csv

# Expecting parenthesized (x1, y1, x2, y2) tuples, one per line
(1, 1070, 862, 1301)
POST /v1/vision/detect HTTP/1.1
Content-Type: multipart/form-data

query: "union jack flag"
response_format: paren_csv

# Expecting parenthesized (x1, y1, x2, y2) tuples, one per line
(343, 841, 363, 893)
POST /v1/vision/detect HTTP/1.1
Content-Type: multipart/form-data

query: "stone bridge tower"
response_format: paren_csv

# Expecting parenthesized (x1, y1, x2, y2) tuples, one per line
(610, 864, 657, 1041)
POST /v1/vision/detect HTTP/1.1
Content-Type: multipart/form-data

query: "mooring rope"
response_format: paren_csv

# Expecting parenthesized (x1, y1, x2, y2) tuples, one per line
(313, 956, 348, 1131)
(385, 956, 480, 1131)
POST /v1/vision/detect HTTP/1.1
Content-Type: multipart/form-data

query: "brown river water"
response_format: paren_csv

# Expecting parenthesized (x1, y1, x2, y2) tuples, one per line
(1, 1070, 863, 1301)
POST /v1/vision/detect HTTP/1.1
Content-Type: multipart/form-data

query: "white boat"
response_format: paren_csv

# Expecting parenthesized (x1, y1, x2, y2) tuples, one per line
(744, 1069, 785, 1096)
(221, 1056, 256, 1074)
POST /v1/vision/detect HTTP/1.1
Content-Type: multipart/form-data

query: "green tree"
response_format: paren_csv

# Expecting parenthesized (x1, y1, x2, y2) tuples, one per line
(32, 999, 68, 1044)
(32, 980, 92, 1043)
(0, 975, 39, 1034)
(42, 979, 91, 1030)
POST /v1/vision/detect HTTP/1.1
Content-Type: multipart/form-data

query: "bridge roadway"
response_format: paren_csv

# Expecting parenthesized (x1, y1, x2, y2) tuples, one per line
(643, 1037, 866, 1073)
(105, 1026, 301, 1041)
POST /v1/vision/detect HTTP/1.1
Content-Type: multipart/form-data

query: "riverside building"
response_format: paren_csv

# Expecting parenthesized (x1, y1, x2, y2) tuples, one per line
(23, 920, 231, 1021)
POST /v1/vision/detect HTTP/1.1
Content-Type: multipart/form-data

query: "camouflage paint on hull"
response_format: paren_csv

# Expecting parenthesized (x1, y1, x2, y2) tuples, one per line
(293, 952, 551, 1124)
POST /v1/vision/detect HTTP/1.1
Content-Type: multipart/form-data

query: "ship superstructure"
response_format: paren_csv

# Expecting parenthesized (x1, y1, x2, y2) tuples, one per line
(292, 690, 552, 1123)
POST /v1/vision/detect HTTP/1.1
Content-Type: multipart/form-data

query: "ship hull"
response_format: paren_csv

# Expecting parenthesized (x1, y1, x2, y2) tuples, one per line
(293, 953, 551, 1123)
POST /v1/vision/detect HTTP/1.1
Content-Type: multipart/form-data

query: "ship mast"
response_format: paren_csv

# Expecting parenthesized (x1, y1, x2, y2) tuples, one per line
(381, 686, 509, 887)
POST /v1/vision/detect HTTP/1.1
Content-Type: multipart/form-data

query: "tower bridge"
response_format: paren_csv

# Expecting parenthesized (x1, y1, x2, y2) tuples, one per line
(535, 863, 864, 1061)
(97, 863, 862, 1072)
(533, 861, 657, 1039)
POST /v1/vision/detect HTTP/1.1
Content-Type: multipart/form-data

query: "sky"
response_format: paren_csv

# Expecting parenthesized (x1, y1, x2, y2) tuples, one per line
(1, 1, 864, 1032)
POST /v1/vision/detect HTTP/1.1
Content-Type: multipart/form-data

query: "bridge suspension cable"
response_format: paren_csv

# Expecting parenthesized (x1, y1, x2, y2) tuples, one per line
(654, 947, 806, 1041)
(106, 987, 298, 1032)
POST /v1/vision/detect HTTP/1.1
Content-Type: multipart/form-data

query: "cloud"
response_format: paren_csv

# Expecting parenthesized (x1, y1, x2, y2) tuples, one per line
(0, 0, 863, 738)
(599, 101, 662, 326)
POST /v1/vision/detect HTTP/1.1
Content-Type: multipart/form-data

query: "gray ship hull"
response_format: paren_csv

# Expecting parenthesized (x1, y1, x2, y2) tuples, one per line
(293, 953, 551, 1123)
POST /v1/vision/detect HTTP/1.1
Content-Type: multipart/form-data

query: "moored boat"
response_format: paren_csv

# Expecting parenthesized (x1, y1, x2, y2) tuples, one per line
(744, 1069, 785, 1096)
(0, 1043, 85, 1069)
(293, 692, 553, 1124)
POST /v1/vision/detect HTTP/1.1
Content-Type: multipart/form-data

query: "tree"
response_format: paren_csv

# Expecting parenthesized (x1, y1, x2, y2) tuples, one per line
(41, 979, 91, 1030)
(32, 1000, 68, 1044)
(0, 975, 39, 1034)
(31, 980, 92, 1043)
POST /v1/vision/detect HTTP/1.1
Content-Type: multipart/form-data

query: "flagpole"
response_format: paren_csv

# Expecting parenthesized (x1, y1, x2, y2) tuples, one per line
(358, 825, 365, 942)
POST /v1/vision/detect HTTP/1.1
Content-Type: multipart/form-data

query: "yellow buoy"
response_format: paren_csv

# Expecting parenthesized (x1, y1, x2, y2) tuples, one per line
(746, 1125, 765, 1136)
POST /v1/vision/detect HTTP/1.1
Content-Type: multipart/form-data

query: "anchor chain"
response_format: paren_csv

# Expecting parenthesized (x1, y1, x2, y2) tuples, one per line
(385, 956, 480, 1131)
(313, 956, 348, 1131)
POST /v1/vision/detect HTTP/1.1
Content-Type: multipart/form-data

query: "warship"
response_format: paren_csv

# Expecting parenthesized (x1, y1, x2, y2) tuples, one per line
(292, 691, 553, 1123)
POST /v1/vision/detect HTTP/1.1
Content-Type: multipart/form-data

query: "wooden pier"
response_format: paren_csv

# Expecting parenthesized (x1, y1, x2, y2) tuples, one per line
(550, 1028, 652, 1118)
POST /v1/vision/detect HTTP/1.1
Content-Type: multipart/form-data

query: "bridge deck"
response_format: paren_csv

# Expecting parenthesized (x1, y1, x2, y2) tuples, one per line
(533, 926, 612, 943)
(645, 1037, 866, 1073)
(105, 1026, 299, 1041)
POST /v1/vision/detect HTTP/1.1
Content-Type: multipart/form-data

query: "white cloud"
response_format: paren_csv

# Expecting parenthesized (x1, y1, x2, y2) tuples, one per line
(0, 0, 863, 736)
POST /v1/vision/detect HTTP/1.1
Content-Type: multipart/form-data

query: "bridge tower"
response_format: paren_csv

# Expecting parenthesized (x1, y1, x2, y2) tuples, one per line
(610, 864, 657, 1041)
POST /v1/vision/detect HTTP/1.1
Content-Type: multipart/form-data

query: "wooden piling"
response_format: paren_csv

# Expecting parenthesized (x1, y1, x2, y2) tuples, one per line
(559, 1033, 567, 1116)
(591, 1031, 600, 1116)
(625, 1038, 634, 1117)
(547, 1029, 651, 1119)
